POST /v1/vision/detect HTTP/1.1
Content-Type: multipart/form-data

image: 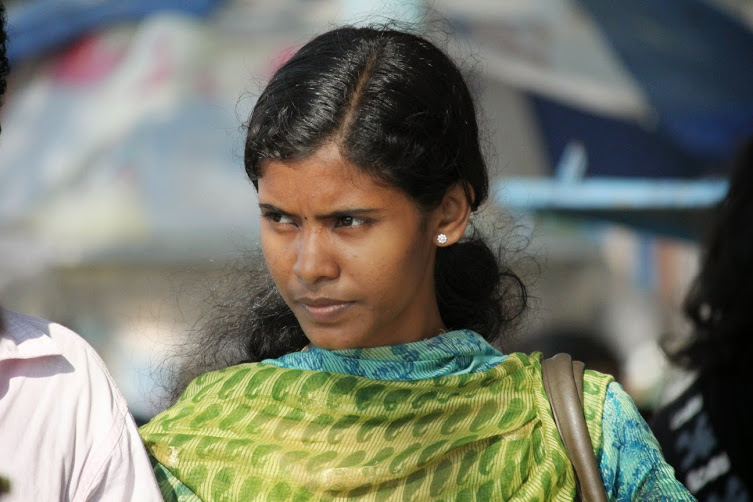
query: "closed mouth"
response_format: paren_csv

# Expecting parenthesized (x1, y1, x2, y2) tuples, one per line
(298, 298, 354, 321)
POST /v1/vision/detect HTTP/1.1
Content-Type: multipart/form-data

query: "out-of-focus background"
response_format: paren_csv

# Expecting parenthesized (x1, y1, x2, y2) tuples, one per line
(2, 0, 752, 423)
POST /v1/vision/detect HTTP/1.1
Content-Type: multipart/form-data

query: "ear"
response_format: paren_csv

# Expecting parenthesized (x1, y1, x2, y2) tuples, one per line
(431, 183, 472, 246)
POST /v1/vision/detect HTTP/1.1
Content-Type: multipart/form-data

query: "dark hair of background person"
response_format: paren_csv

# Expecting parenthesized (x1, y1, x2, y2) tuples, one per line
(651, 137, 753, 499)
(661, 137, 753, 375)
(162, 24, 530, 403)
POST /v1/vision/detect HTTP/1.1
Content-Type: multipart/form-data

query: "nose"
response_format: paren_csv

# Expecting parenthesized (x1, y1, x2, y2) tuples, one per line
(292, 228, 340, 285)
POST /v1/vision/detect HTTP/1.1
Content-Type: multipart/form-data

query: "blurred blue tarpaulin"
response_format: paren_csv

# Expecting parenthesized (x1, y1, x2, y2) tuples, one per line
(443, 0, 753, 237)
(6, 0, 224, 63)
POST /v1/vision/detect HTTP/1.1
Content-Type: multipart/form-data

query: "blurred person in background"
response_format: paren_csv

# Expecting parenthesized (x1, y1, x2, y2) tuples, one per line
(0, 4, 162, 500)
(651, 138, 753, 501)
(512, 325, 624, 382)
(140, 24, 693, 501)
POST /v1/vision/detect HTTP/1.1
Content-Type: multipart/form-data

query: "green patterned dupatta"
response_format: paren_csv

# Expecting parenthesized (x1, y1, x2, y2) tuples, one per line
(140, 352, 611, 501)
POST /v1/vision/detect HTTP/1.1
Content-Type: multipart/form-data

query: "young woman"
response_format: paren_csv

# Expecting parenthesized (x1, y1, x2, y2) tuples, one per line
(140, 25, 694, 501)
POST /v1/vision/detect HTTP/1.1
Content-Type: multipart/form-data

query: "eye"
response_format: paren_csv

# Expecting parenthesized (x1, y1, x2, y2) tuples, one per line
(335, 215, 367, 228)
(262, 211, 294, 225)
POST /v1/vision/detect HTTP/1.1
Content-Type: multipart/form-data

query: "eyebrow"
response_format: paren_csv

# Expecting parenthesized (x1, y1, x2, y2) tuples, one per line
(258, 204, 382, 219)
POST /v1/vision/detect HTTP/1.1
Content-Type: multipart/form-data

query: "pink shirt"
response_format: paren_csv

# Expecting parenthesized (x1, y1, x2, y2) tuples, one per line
(0, 308, 162, 501)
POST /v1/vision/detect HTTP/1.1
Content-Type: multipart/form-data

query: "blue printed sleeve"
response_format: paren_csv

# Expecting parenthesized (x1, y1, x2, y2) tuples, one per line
(598, 382, 696, 501)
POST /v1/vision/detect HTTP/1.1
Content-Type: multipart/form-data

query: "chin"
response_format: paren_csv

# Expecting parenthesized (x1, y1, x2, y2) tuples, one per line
(308, 336, 364, 351)
(303, 326, 369, 350)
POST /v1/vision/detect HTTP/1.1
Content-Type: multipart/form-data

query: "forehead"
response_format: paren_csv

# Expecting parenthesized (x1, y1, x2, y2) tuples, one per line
(257, 144, 404, 208)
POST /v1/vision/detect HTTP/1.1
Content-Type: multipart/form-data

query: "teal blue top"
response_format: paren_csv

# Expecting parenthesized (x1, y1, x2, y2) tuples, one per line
(264, 329, 693, 501)
(265, 329, 503, 379)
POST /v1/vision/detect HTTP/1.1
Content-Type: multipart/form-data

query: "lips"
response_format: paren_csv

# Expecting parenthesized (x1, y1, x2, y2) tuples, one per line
(297, 297, 354, 322)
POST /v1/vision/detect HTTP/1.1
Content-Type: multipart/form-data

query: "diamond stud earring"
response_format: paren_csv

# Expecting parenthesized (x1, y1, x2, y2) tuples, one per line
(437, 233, 448, 244)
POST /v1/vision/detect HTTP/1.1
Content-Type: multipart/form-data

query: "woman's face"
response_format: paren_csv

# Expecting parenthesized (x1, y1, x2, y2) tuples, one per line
(257, 144, 446, 350)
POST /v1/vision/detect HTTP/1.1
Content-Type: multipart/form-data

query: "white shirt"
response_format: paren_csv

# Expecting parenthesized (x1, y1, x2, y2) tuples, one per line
(0, 308, 162, 501)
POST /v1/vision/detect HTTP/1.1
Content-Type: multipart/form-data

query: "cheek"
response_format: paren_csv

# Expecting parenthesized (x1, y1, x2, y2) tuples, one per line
(260, 233, 274, 268)
(260, 233, 289, 283)
(363, 242, 429, 301)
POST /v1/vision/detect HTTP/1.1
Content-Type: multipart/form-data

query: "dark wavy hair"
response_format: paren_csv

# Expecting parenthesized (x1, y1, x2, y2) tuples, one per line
(164, 24, 529, 401)
(663, 138, 753, 375)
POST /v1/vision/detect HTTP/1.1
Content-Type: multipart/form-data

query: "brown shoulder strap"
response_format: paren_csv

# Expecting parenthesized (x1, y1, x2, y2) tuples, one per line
(542, 353, 608, 502)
